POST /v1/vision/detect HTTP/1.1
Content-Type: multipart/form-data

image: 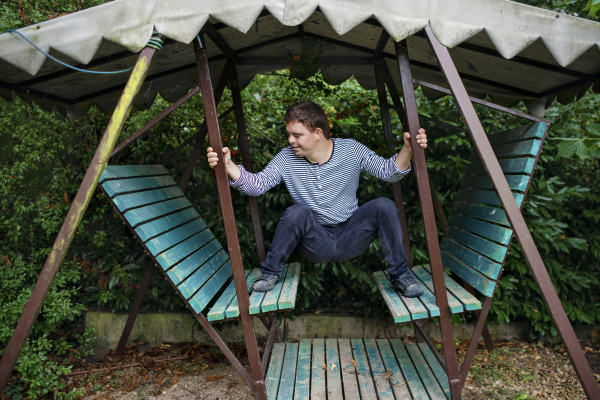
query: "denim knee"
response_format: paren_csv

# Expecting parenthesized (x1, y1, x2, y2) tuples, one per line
(372, 197, 399, 218)
(281, 204, 312, 224)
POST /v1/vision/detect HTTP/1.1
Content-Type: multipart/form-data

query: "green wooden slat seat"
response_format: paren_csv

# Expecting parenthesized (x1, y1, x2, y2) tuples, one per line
(375, 122, 548, 324)
(99, 165, 300, 322)
(265, 339, 454, 399)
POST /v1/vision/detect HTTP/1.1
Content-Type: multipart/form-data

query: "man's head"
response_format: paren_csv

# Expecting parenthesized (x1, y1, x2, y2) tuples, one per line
(284, 101, 330, 158)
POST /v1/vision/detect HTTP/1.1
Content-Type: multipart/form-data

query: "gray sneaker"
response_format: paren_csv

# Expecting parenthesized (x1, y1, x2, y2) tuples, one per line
(392, 271, 424, 298)
(252, 273, 280, 293)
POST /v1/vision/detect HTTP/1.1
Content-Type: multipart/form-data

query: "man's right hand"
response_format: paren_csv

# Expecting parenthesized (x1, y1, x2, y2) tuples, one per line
(207, 146, 241, 181)
(207, 146, 231, 169)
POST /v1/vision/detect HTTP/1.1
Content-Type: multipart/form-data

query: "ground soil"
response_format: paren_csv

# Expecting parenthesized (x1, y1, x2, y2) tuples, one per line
(27, 338, 600, 400)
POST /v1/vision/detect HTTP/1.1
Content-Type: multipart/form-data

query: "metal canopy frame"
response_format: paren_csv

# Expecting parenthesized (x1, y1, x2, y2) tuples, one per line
(1, 17, 599, 400)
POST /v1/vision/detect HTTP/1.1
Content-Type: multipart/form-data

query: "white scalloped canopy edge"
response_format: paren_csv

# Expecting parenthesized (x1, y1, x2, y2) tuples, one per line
(0, 0, 599, 118)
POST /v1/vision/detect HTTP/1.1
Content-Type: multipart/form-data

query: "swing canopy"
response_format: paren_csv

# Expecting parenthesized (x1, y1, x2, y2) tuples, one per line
(0, 0, 599, 119)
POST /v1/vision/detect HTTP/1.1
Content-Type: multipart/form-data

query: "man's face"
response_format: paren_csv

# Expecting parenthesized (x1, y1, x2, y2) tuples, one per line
(286, 120, 320, 157)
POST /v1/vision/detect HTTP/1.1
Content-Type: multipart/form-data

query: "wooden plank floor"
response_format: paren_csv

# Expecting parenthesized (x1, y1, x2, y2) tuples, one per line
(265, 339, 451, 400)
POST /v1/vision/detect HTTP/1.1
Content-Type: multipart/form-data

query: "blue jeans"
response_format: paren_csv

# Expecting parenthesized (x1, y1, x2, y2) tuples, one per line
(261, 198, 409, 280)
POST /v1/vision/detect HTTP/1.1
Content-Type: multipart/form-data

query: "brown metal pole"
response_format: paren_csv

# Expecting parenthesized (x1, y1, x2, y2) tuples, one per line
(179, 61, 231, 192)
(110, 86, 201, 158)
(229, 63, 267, 264)
(460, 296, 494, 386)
(115, 261, 156, 356)
(374, 60, 413, 269)
(424, 25, 600, 399)
(395, 39, 462, 400)
(0, 45, 158, 395)
(412, 79, 550, 124)
(193, 34, 266, 400)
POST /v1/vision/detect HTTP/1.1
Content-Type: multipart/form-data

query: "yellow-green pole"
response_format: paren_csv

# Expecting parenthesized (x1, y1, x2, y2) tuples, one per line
(0, 44, 158, 395)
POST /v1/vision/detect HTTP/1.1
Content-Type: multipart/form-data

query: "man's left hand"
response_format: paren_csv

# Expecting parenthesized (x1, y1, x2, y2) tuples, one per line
(403, 128, 428, 152)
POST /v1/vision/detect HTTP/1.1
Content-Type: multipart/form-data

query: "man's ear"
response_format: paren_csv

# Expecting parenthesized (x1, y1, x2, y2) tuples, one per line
(314, 127, 323, 140)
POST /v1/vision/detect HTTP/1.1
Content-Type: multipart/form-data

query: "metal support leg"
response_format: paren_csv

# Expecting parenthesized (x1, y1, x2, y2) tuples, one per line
(0, 46, 158, 395)
(424, 24, 600, 399)
(374, 60, 413, 268)
(179, 60, 232, 192)
(229, 63, 267, 264)
(460, 296, 494, 386)
(193, 35, 266, 400)
(115, 261, 156, 356)
(395, 39, 462, 400)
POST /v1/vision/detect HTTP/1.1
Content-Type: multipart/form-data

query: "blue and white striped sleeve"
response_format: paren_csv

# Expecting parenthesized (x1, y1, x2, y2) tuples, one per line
(230, 150, 286, 196)
(353, 140, 411, 182)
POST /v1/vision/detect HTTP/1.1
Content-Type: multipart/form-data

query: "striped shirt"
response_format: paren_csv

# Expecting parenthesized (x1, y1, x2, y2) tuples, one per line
(231, 138, 411, 225)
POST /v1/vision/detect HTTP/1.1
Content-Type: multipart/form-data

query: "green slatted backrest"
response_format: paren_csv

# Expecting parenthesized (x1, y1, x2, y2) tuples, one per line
(99, 165, 232, 314)
(441, 122, 547, 297)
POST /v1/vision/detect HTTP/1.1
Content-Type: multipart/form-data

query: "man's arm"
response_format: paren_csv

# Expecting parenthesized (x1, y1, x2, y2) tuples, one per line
(395, 128, 428, 171)
(207, 146, 284, 196)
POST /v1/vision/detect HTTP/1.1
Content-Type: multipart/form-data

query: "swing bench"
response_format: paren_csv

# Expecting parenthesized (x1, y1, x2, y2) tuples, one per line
(98, 165, 301, 320)
(2, 1, 599, 400)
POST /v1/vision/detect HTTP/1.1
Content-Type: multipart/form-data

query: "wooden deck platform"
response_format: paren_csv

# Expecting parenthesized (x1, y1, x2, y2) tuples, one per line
(266, 338, 453, 400)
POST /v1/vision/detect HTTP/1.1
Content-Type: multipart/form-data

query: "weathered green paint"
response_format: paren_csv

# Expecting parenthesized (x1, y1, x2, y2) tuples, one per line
(326, 339, 343, 400)
(112, 186, 183, 212)
(418, 342, 452, 400)
(135, 207, 199, 242)
(338, 339, 361, 400)
(456, 188, 523, 208)
(372, 272, 411, 323)
(352, 339, 378, 400)
(168, 239, 221, 285)
(460, 174, 530, 192)
(278, 263, 301, 309)
(449, 214, 512, 245)
(207, 270, 251, 322)
(100, 165, 168, 182)
(294, 339, 311, 400)
(266, 343, 285, 400)
(364, 339, 395, 399)
(178, 250, 230, 298)
(492, 138, 542, 158)
(277, 343, 298, 399)
(155, 229, 215, 271)
(389, 340, 429, 400)
(440, 238, 502, 279)
(226, 269, 262, 319)
(188, 261, 232, 313)
(102, 175, 176, 198)
(422, 265, 482, 311)
(377, 339, 412, 400)
(465, 157, 536, 176)
(405, 343, 448, 400)
(411, 265, 464, 314)
(145, 220, 207, 256)
(124, 197, 191, 228)
(488, 122, 545, 145)
(444, 226, 507, 262)
(311, 339, 326, 400)
(452, 202, 509, 227)
(441, 251, 496, 297)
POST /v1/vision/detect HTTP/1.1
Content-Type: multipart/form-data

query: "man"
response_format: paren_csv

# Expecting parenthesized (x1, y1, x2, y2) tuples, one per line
(207, 101, 427, 297)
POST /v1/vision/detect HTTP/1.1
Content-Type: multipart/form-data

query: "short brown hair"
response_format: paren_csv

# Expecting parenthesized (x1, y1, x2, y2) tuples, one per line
(284, 101, 329, 139)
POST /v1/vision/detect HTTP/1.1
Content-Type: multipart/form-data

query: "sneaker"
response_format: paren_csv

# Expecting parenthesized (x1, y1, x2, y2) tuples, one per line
(251, 273, 280, 293)
(392, 271, 424, 298)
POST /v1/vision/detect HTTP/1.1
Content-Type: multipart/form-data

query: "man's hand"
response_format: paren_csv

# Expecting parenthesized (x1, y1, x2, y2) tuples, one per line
(402, 128, 428, 152)
(206, 146, 241, 181)
(395, 128, 427, 171)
